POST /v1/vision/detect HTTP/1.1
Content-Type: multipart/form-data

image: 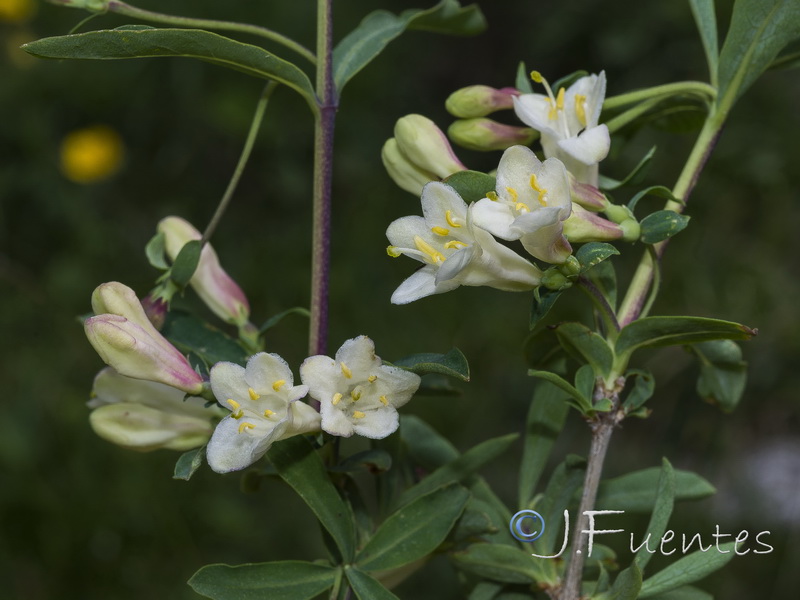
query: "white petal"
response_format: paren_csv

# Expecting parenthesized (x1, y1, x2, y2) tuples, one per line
(436, 245, 477, 283)
(210, 361, 249, 407)
(300, 355, 342, 401)
(556, 125, 610, 166)
(472, 198, 518, 240)
(420, 182, 468, 226)
(374, 365, 421, 409)
(206, 415, 288, 473)
(512, 94, 558, 134)
(496, 146, 544, 193)
(386, 215, 428, 251)
(509, 206, 563, 236)
(353, 408, 399, 439)
(539, 158, 573, 215)
(390, 267, 440, 304)
(335, 336, 381, 378)
(319, 401, 355, 437)
(284, 402, 322, 436)
(245, 352, 294, 394)
(521, 227, 573, 264)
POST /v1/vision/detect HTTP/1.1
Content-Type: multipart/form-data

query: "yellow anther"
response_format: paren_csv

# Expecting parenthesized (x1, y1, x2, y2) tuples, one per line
(351, 389, 362, 401)
(530, 174, 549, 206)
(530, 70, 544, 83)
(414, 236, 446, 264)
(263, 409, 275, 418)
(386, 245, 401, 258)
(444, 210, 462, 228)
(379, 395, 389, 406)
(547, 98, 557, 120)
(332, 392, 343, 406)
(368, 375, 377, 383)
(248, 387, 260, 401)
(353, 411, 366, 419)
(445, 240, 468, 250)
(486, 191, 499, 201)
(515, 202, 530, 213)
(227, 399, 244, 419)
(272, 379, 286, 391)
(238, 421, 256, 434)
(556, 87, 565, 110)
(505, 187, 519, 202)
(574, 94, 587, 127)
(227, 399, 241, 411)
(340, 362, 352, 379)
(431, 226, 450, 236)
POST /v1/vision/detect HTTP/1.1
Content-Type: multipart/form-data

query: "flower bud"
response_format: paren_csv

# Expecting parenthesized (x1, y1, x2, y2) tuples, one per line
(140, 294, 168, 330)
(92, 281, 155, 333)
(569, 173, 607, 211)
(448, 118, 537, 152)
(445, 85, 519, 118)
(394, 114, 466, 179)
(157, 216, 250, 326)
(562, 204, 624, 243)
(381, 138, 437, 196)
(85, 315, 204, 394)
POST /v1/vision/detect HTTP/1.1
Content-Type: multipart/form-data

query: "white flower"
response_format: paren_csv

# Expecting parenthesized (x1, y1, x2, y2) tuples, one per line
(386, 181, 543, 304)
(300, 336, 420, 439)
(513, 71, 610, 185)
(88, 367, 221, 452)
(472, 145, 573, 264)
(207, 353, 320, 473)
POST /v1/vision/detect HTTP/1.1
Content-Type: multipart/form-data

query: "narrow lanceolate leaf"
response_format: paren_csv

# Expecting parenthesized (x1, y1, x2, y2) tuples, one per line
(357, 483, 469, 572)
(718, 0, 800, 108)
(450, 543, 555, 585)
(598, 146, 656, 190)
(615, 316, 756, 359)
(188, 561, 339, 600)
(333, 0, 486, 93)
(643, 586, 713, 600)
(22, 28, 318, 112)
(528, 370, 594, 414)
(554, 321, 614, 377)
(594, 467, 714, 513)
(268, 437, 356, 562)
(635, 458, 676, 570)
(346, 567, 400, 600)
(639, 542, 736, 597)
(688, 0, 720, 87)
(602, 561, 642, 600)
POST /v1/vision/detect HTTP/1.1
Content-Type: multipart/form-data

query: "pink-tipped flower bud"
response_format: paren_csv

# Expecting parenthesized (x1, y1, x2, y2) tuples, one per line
(447, 118, 537, 152)
(381, 138, 438, 196)
(393, 114, 467, 179)
(445, 85, 519, 118)
(562, 204, 625, 243)
(157, 216, 250, 326)
(85, 315, 204, 394)
(569, 173, 608, 211)
(140, 294, 168, 330)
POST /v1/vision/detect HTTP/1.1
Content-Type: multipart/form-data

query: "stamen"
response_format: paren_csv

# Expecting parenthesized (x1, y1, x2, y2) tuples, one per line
(368, 375, 377, 383)
(386, 245, 401, 258)
(353, 411, 366, 419)
(272, 379, 286, 391)
(530, 174, 549, 206)
(575, 94, 587, 127)
(263, 409, 275, 418)
(444, 210, 462, 228)
(379, 395, 388, 406)
(414, 236, 446, 264)
(248, 388, 260, 401)
(340, 362, 352, 378)
(515, 202, 530, 213)
(486, 191, 499, 201)
(532, 70, 560, 120)
(351, 389, 362, 401)
(529, 70, 544, 83)
(332, 392, 343, 406)
(556, 87, 565, 111)
(445, 240, 468, 250)
(505, 187, 519, 202)
(238, 421, 256, 434)
(227, 399, 244, 419)
(547, 98, 557, 120)
(431, 226, 450, 236)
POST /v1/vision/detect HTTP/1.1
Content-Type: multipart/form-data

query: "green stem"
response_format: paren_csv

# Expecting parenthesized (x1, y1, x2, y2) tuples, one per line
(577, 276, 620, 341)
(603, 81, 716, 111)
(308, 0, 337, 357)
(201, 82, 277, 246)
(106, 1, 317, 65)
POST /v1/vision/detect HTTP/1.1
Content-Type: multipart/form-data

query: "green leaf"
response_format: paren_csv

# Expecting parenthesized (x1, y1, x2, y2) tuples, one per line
(162, 311, 248, 367)
(451, 498, 499, 542)
(516, 61, 533, 93)
(331, 449, 393, 474)
(639, 210, 690, 244)
(173, 446, 205, 481)
(528, 370, 593, 414)
(22, 28, 318, 113)
(534, 455, 586, 555)
(391, 347, 470, 381)
(599, 146, 656, 190)
(635, 458, 676, 570)
(576, 242, 620, 273)
(170, 240, 202, 287)
(687, 340, 747, 413)
(450, 543, 555, 585)
(268, 437, 356, 561)
(688, 0, 720, 87)
(530, 287, 563, 329)
(644, 586, 713, 600)
(396, 433, 518, 508)
(575, 364, 595, 401)
(594, 467, 714, 513)
(585, 259, 617, 312)
(628, 186, 681, 214)
(188, 561, 339, 600)
(615, 316, 756, 359)
(769, 46, 800, 69)
(622, 369, 655, 413)
(357, 482, 469, 572)
(333, 1, 486, 93)
(554, 322, 614, 377)
(346, 567, 400, 600)
(444, 170, 496, 202)
(145, 231, 168, 270)
(603, 561, 642, 600)
(717, 0, 800, 108)
(639, 542, 736, 597)
(259, 306, 310, 333)
(518, 382, 570, 508)
(468, 582, 503, 600)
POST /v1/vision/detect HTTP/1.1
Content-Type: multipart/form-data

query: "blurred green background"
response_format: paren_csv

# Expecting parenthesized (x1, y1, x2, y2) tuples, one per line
(1, 0, 798, 598)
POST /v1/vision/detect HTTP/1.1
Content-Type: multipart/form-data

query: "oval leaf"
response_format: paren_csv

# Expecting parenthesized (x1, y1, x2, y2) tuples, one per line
(687, 340, 747, 413)
(554, 321, 615, 377)
(189, 561, 338, 600)
(162, 311, 248, 367)
(170, 240, 202, 287)
(444, 170, 497, 202)
(639, 210, 690, 244)
(346, 567, 400, 600)
(173, 446, 205, 481)
(391, 347, 470, 381)
(530, 287, 563, 329)
(576, 242, 620, 273)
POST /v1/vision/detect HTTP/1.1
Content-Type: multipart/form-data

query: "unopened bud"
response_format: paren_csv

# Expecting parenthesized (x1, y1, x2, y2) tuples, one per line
(569, 173, 607, 211)
(445, 85, 519, 118)
(157, 217, 250, 326)
(394, 114, 466, 179)
(92, 281, 154, 333)
(448, 118, 536, 152)
(563, 204, 624, 243)
(381, 138, 437, 195)
(541, 268, 571, 291)
(140, 294, 168, 330)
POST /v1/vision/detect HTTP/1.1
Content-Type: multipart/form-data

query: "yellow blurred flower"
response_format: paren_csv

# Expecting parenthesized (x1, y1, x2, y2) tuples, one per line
(59, 125, 125, 184)
(0, 0, 37, 24)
